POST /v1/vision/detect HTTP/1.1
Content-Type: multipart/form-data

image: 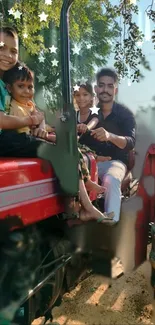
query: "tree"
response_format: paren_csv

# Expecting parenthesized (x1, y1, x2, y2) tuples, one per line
(3, 0, 120, 109)
(1, 0, 154, 109)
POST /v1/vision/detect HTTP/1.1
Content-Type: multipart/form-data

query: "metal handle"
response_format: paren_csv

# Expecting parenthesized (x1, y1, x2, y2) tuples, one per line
(60, 0, 74, 112)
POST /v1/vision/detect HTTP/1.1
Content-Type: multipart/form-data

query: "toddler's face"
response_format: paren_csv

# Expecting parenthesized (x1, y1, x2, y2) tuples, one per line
(0, 32, 18, 72)
(9, 79, 34, 105)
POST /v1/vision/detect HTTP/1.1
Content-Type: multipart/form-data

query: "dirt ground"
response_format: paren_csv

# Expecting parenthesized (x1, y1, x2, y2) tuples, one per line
(32, 257, 155, 325)
(51, 260, 154, 325)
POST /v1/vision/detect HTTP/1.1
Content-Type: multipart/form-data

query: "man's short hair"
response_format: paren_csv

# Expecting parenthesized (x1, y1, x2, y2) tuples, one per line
(96, 68, 118, 84)
(0, 26, 18, 39)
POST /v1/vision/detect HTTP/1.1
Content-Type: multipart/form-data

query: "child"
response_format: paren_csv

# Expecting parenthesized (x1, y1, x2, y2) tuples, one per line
(3, 61, 55, 142)
(74, 82, 98, 129)
(74, 82, 112, 163)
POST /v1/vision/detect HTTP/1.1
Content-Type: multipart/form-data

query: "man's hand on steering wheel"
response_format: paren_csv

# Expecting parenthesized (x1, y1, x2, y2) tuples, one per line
(91, 127, 110, 142)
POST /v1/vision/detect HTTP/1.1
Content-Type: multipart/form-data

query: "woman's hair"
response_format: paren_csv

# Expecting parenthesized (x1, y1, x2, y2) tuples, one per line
(3, 61, 34, 85)
(73, 81, 94, 109)
(74, 82, 94, 96)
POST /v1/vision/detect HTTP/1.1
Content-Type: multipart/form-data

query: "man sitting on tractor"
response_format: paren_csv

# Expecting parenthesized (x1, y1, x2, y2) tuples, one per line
(77, 68, 136, 223)
(92, 68, 136, 223)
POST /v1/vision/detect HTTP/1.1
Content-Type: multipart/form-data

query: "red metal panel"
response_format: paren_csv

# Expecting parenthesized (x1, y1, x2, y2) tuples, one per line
(135, 145, 155, 267)
(0, 158, 64, 225)
(0, 155, 97, 227)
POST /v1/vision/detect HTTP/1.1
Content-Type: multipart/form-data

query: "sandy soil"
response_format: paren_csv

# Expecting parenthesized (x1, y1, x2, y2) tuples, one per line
(52, 260, 154, 325)
(32, 259, 155, 325)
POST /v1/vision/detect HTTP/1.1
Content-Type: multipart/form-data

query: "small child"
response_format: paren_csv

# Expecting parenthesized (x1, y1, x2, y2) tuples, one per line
(3, 62, 55, 142)
(74, 82, 112, 163)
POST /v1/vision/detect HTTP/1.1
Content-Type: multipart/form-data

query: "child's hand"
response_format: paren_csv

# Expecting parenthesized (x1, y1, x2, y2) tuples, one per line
(77, 123, 88, 134)
(30, 111, 44, 126)
(31, 127, 48, 140)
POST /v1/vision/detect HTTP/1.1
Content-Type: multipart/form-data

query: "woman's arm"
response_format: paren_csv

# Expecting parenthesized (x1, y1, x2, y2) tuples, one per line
(87, 117, 99, 130)
(0, 111, 44, 129)
(77, 117, 99, 134)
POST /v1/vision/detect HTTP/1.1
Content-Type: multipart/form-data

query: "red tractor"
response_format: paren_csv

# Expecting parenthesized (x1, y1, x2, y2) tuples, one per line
(0, 1, 154, 325)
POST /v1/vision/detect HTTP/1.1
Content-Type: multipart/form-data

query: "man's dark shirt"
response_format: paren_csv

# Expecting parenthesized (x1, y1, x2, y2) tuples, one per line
(79, 102, 136, 168)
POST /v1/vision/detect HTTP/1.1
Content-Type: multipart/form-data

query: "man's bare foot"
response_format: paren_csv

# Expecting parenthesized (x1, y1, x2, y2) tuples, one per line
(85, 179, 105, 194)
(79, 206, 114, 223)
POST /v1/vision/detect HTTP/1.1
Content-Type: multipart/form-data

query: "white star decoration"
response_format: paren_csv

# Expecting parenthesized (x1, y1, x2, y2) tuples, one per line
(52, 59, 59, 67)
(80, 77, 87, 85)
(8, 8, 14, 15)
(39, 12, 48, 22)
(45, 0, 52, 4)
(49, 45, 57, 53)
(60, 114, 66, 122)
(18, 66, 23, 70)
(39, 56, 45, 63)
(23, 33, 28, 39)
(72, 44, 81, 55)
(86, 43, 92, 49)
(73, 84, 80, 91)
(37, 73, 47, 83)
(14, 10, 22, 19)
(0, 41, 4, 47)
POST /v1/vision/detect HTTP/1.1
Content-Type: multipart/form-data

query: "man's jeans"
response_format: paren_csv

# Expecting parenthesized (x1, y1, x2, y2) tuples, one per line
(98, 160, 127, 222)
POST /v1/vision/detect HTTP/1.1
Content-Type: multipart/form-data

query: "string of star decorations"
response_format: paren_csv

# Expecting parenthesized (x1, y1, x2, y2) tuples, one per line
(1, 0, 154, 93)
(5, 0, 93, 91)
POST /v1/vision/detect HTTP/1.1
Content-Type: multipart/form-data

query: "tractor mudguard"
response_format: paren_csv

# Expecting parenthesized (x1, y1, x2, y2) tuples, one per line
(38, 107, 79, 196)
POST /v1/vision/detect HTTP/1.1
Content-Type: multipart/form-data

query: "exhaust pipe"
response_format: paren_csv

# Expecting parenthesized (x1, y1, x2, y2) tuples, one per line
(60, 0, 74, 113)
